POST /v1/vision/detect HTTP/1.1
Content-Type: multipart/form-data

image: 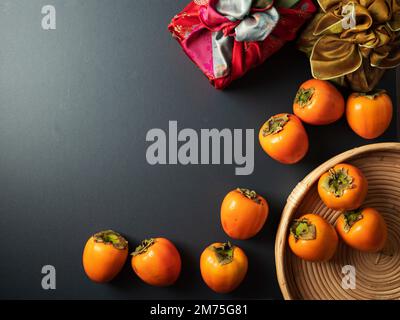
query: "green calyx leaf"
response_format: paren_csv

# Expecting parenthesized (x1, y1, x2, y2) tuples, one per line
(343, 210, 363, 233)
(237, 188, 261, 204)
(93, 230, 128, 250)
(132, 238, 155, 256)
(262, 114, 289, 136)
(212, 242, 234, 265)
(290, 219, 316, 241)
(295, 87, 315, 108)
(323, 167, 354, 197)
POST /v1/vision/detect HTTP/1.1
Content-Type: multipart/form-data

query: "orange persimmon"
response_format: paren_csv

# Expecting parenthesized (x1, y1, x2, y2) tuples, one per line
(200, 242, 248, 293)
(131, 237, 181, 287)
(221, 188, 269, 240)
(346, 90, 393, 139)
(293, 79, 345, 125)
(336, 208, 387, 252)
(318, 163, 368, 211)
(288, 214, 338, 262)
(259, 113, 309, 164)
(82, 230, 128, 283)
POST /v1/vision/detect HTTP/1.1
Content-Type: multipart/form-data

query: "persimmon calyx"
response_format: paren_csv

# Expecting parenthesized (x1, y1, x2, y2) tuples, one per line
(132, 238, 155, 256)
(322, 167, 354, 197)
(290, 219, 316, 241)
(295, 87, 315, 108)
(212, 242, 234, 265)
(93, 230, 128, 250)
(237, 188, 261, 204)
(262, 114, 289, 136)
(343, 210, 363, 233)
(354, 89, 386, 100)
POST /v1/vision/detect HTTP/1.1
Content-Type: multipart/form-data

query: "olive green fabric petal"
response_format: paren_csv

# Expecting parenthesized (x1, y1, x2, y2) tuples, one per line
(388, 0, 400, 31)
(345, 59, 385, 91)
(389, 19, 400, 32)
(358, 0, 373, 6)
(329, 75, 348, 88)
(366, 0, 391, 23)
(299, 0, 400, 92)
(354, 30, 379, 47)
(298, 13, 325, 55)
(370, 46, 391, 65)
(310, 35, 362, 79)
(313, 11, 343, 35)
(359, 45, 373, 58)
(317, 0, 343, 12)
(371, 39, 400, 67)
(374, 25, 394, 46)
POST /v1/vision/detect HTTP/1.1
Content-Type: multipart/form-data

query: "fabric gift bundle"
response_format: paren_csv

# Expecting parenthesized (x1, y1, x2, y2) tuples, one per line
(169, 0, 316, 89)
(298, 0, 400, 92)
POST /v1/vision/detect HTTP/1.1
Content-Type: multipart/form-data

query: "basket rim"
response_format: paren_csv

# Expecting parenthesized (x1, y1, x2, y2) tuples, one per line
(274, 142, 400, 300)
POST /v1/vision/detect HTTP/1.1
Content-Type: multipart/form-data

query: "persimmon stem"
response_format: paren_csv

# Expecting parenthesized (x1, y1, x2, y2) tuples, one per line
(212, 242, 234, 265)
(290, 219, 316, 241)
(237, 188, 261, 204)
(322, 167, 353, 197)
(262, 114, 289, 136)
(295, 87, 315, 107)
(343, 210, 363, 233)
(132, 238, 155, 256)
(93, 230, 128, 250)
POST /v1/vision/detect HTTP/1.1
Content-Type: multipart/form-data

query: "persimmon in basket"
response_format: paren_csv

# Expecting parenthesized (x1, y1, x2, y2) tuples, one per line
(336, 208, 388, 253)
(288, 214, 338, 262)
(318, 163, 368, 211)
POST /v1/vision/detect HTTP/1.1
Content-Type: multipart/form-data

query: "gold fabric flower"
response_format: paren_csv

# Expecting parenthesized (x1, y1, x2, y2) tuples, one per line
(298, 0, 400, 92)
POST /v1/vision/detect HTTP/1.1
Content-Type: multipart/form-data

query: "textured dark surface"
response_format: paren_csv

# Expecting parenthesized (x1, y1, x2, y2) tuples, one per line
(0, 0, 397, 299)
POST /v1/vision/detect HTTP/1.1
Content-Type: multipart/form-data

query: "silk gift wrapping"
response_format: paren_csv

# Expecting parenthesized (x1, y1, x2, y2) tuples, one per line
(298, 0, 400, 92)
(169, 0, 316, 89)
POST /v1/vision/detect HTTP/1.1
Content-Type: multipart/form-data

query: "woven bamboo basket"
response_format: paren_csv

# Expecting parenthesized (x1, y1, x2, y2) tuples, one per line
(275, 142, 400, 300)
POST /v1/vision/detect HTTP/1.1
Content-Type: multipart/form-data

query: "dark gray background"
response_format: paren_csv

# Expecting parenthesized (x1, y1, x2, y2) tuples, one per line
(0, 0, 397, 299)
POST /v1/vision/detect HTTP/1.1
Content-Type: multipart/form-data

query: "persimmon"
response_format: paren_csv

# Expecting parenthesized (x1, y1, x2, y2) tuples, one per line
(288, 214, 338, 262)
(200, 242, 248, 293)
(131, 237, 181, 287)
(336, 208, 387, 252)
(82, 230, 128, 283)
(346, 90, 393, 139)
(293, 79, 345, 125)
(259, 113, 309, 164)
(221, 188, 269, 240)
(318, 163, 368, 211)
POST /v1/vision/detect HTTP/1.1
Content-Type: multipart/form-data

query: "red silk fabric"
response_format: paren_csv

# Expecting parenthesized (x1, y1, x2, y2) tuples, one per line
(169, 0, 316, 89)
